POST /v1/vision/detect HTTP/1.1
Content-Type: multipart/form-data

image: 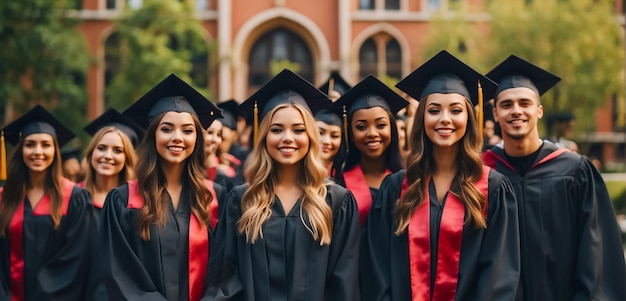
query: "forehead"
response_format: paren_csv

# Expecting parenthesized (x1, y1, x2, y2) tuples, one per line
(495, 87, 539, 104)
(99, 131, 124, 144)
(270, 106, 304, 123)
(351, 106, 389, 121)
(23, 133, 55, 142)
(425, 92, 468, 106)
(159, 111, 195, 124)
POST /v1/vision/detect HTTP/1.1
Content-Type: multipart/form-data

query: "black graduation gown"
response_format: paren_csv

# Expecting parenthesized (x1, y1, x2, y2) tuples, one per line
(0, 182, 98, 301)
(360, 169, 520, 301)
(204, 183, 360, 301)
(99, 181, 226, 301)
(483, 141, 626, 301)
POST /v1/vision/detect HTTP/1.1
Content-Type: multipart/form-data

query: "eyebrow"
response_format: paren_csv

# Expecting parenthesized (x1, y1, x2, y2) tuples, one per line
(355, 116, 389, 122)
(427, 102, 464, 107)
(270, 122, 306, 127)
(159, 121, 195, 127)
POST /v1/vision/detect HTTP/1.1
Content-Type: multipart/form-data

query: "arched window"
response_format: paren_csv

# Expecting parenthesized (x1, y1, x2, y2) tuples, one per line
(248, 28, 313, 94)
(169, 34, 210, 89)
(359, 35, 403, 81)
(359, 38, 378, 79)
(386, 39, 401, 80)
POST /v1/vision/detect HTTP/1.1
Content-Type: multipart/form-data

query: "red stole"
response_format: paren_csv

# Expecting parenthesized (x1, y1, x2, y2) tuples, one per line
(400, 166, 490, 301)
(343, 165, 391, 226)
(5, 178, 75, 301)
(126, 179, 217, 301)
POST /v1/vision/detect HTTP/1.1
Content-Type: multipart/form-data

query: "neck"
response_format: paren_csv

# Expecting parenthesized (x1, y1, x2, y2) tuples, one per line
(275, 163, 300, 186)
(94, 174, 121, 193)
(206, 153, 219, 168)
(432, 146, 457, 175)
(502, 132, 542, 157)
(161, 161, 184, 187)
(360, 154, 386, 174)
(28, 170, 47, 189)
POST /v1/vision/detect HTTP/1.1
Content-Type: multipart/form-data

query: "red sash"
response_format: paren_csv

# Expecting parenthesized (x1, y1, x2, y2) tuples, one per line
(343, 165, 390, 226)
(4, 178, 75, 301)
(400, 166, 490, 301)
(126, 179, 217, 301)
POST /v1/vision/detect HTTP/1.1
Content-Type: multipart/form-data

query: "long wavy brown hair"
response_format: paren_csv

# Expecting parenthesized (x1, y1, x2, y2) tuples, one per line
(0, 135, 64, 236)
(239, 104, 333, 245)
(135, 112, 212, 240)
(395, 96, 486, 235)
(83, 126, 137, 194)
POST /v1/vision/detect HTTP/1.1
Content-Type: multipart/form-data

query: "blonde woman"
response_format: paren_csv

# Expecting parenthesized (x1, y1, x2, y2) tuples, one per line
(205, 70, 360, 301)
(83, 108, 141, 209)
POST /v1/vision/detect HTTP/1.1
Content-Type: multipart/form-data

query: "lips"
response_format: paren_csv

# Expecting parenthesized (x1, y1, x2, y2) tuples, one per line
(278, 147, 296, 154)
(167, 146, 185, 154)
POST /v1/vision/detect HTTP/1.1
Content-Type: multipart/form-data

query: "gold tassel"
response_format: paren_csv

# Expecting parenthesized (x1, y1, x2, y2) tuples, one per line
(328, 77, 335, 95)
(253, 100, 258, 145)
(1, 131, 7, 181)
(342, 105, 348, 147)
(478, 80, 484, 140)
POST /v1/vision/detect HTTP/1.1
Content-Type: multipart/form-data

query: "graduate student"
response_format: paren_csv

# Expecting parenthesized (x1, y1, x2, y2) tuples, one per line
(98, 74, 226, 301)
(0, 105, 98, 300)
(483, 55, 626, 301)
(217, 100, 247, 186)
(318, 71, 352, 102)
(204, 69, 360, 301)
(329, 75, 408, 226)
(82, 108, 142, 208)
(204, 118, 234, 192)
(60, 146, 84, 183)
(314, 108, 346, 177)
(360, 50, 520, 300)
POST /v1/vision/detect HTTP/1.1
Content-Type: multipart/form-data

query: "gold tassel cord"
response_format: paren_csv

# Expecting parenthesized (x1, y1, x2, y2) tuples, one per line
(328, 78, 335, 95)
(342, 105, 348, 147)
(478, 80, 484, 140)
(253, 100, 259, 145)
(1, 131, 6, 181)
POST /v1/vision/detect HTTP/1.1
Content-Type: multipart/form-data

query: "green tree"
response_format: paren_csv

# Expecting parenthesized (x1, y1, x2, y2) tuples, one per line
(486, 0, 623, 131)
(0, 0, 91, 132)
(106, 0, 213, 111)
(422, 0, 624, 132)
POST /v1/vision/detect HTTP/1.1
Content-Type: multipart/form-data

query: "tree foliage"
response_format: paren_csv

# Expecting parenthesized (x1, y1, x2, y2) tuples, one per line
(422, 0, 624, 132)
(0, 0, 91, 131)
(105, 0, 213, 111)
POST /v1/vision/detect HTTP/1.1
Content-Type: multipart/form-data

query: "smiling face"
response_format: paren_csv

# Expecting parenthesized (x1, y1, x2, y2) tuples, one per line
(424, 93, 469, 151)
(22, 133, 56, 174)
(493, 87, 543, 142)
(350, 107, 392, 160)
(155, 111, 197, 166)
(205, 119, 223, 156)
(266, 106, 310, 168)
(90, 132, 126, 177)
(316, 120, 342, 164)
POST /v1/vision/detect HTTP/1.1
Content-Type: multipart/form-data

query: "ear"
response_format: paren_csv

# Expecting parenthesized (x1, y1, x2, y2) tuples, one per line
(537, 104, 544, 119)
(492, 104, 499, 123)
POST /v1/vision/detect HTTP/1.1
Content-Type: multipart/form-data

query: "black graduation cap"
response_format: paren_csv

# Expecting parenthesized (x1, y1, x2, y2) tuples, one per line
(2, 104, 76, 147)
(239, 69, 331, 125)
(122, 73, 222, 129)
(318, 71, 352, 95)
(61, 147, 82, 162)
(314, 109, 342, 127)
(329, 74, 408, 117)
(84, 108, 145, 147)
(486, 54, 561, 99)
(395, 50, 498, 106)
(217, 99, 239, 130)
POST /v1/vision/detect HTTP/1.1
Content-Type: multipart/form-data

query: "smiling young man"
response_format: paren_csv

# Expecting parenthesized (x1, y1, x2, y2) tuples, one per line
(482, 55, 626, 301)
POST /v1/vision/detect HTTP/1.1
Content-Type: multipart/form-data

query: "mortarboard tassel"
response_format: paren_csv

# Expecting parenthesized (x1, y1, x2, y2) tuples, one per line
(478, 80, 483, 140)
(328, 78, 335, 95)
(342, 105, 348, 147)
(253, 100, 258, 145)
(1, 131, 6, 181)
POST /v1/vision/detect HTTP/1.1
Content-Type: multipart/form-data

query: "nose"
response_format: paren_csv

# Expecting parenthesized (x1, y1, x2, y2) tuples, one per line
(104, 148, 114, 158)
(320, 134, 330, 145)
(366, 125, 379, 138)
(172, 129, 183, 143)
(439, 110, 452, 124)
(282, 130, 295, 143)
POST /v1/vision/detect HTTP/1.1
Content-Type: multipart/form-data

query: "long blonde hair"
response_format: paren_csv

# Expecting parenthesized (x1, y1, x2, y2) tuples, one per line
(238, 104, 333, 245)
(395, 96, 486, 235)
(84, 126, 137, 194)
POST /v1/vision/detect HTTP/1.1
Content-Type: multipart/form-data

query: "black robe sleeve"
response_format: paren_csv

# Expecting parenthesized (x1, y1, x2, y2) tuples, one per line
(35, 186, 98, 300)
(99, 186, 168, 301)
(571, 158, 626, 300)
